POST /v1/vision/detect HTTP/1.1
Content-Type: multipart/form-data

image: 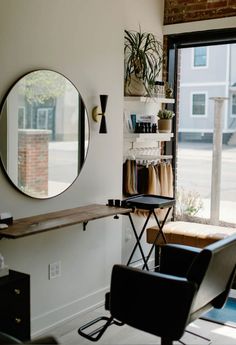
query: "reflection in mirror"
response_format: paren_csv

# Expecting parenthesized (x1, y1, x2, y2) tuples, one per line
(0, 70, 89, 199)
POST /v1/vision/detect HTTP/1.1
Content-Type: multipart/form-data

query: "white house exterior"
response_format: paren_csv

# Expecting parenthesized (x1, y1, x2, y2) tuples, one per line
(178, 43, 236, 144)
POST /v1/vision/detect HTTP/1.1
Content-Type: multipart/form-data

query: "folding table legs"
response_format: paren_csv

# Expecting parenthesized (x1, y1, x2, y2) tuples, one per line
(126, 211, 152, 270)
(126, 206, 172, 271)
(142, 207, 172, 269)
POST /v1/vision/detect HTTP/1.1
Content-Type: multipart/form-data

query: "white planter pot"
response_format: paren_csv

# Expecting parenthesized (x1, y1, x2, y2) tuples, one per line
(124, 74, 146, 96)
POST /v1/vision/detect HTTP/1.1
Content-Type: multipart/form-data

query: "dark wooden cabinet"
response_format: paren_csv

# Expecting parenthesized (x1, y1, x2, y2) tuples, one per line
(0, 270, 30, 341)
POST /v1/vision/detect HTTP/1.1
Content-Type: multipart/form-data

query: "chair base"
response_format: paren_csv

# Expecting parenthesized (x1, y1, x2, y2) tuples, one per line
(178, 329, 212, 345)
(79, 315, 212, 345)
(161, 329, 211, 345)
(78, 316, 123, 342)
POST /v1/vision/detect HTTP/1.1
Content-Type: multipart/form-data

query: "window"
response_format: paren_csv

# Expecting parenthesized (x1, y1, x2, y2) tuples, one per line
(193, 47, 207, 67)
(232, 94, 236, 116)
(167, 29, 236, 227)
(192, 93, 206, 116)
(18, 107, 25, 128)
(36, 108, 54, 129)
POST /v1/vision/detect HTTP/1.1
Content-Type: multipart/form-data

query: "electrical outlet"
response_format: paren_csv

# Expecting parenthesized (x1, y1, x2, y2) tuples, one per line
(48, 261, 61, 280)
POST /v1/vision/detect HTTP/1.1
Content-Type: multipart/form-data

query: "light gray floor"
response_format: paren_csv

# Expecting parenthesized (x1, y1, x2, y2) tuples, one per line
(39, 302, 236, 345)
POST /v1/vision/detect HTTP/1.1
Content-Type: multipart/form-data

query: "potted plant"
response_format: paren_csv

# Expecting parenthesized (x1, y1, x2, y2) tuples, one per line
(124, 28, 163, 96)
(157, 109, 175, 133)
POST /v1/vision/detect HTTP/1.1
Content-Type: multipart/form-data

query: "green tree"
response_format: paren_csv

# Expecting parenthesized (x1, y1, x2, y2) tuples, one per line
(18, 70, 67, 104)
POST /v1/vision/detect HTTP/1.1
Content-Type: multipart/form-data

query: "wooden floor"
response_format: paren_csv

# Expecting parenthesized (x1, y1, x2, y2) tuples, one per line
(39, 298, 236, 345)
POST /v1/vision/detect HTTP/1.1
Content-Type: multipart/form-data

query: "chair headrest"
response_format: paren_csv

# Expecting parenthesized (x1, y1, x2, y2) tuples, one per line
(187, 233, 236, 311)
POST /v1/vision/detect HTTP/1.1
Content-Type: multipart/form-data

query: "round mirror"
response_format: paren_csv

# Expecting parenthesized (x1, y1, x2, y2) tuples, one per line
(0, 70, 89, 199)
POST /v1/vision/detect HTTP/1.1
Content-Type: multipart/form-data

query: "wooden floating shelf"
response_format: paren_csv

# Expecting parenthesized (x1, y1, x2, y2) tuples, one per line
(0, 204, 133, 239)
(132, 154, 173, 160)
(124, 133, 174, 142)
(124, 96, 175, 104)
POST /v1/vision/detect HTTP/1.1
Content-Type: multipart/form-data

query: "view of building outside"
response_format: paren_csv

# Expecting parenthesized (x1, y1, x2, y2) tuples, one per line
(177, 43, 236, 226)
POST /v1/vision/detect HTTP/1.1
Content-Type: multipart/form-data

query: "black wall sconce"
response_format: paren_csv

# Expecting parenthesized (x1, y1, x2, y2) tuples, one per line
(92, 95, 108, 134)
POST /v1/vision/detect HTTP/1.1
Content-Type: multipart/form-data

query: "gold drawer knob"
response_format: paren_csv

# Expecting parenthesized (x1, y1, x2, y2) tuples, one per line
(14, 288, 21, 295)
(15, 317, 21, 324)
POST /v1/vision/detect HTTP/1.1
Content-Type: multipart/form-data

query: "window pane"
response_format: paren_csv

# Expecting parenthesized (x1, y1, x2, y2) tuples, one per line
(232, 95, 236, 115)
(18, 107, 25, 129)
(194, 47, 207, 67)
(37, 109, 47, 129)
(192, 94, 206, 115)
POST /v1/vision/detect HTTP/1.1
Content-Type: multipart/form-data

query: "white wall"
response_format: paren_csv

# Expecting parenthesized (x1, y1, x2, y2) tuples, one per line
(0, 0, 124, 336)
(0, 0, 166, 336)
(124, 0, 164, 38)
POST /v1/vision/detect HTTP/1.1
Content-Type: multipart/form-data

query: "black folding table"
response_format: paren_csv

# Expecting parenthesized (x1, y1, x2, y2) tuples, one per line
(122, 194, 175, 270)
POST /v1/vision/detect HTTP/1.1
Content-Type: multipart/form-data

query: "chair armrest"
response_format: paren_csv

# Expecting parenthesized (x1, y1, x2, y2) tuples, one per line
(160, 244, 201, 277)
(109, 264, 197, 340)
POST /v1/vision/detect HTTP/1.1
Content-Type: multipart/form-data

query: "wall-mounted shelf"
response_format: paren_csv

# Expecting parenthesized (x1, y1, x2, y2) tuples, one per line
(126, 154, 173, 161)
(124, 133, 173, 143)
(0, 204, 133, 239)
(124, 96, 175, 104)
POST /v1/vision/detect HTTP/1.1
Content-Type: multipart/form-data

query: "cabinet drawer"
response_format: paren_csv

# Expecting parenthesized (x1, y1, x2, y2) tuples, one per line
(1, 312, 30, 341)
(0, 270, 30, 341)
(0, 278, 29, 313)
(9, 279, 30, 310)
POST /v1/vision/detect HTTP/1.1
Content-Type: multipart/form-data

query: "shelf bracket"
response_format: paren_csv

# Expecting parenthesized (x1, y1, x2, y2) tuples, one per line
(83, 221, 88, 231)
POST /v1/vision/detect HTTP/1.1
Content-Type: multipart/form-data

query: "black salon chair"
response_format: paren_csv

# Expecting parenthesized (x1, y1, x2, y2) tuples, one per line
(0, 332, 59, 344)
(79, 233, 236, 345)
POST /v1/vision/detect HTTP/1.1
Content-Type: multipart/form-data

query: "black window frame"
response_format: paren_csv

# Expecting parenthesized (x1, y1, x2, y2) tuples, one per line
(165, 27, 236, 204)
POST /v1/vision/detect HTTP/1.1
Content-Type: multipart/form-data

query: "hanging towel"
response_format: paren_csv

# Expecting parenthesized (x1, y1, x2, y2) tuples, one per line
(135, 165, 149, 217)
(159, 162, 169, 197)
(123, 159, 140, 196)
(123, 160, 133, 196)
(137, 165, 148, 194)
(157, 161, 174, 220)
(125, 160, 174, 219)
(135, 164, 158, 217)
(130, 160, 138, 194)
(166, 162, 173, 197)
(154, 164, 161, 195)
(147, 165, 156, 195)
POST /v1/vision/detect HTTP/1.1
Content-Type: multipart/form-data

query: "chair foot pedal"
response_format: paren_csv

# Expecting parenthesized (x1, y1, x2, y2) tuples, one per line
(78, 315, 123, 342)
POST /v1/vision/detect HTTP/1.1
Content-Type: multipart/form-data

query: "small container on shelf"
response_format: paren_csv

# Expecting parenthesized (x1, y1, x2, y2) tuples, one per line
(152, 123, 157, 133)
(135, 122, 153, 133)
(154, 81, 165, 98)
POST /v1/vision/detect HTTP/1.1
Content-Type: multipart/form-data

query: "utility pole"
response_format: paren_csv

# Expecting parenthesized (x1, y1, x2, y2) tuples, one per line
(210, 97, 228, 225)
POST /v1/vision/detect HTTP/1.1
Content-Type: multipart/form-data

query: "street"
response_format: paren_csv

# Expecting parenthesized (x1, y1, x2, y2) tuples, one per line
(177, 142, 236, 223)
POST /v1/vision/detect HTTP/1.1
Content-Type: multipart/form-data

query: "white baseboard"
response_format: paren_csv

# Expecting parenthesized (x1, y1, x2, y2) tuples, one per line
(31, 286, 109, 338)
(31, 259, 156, 338)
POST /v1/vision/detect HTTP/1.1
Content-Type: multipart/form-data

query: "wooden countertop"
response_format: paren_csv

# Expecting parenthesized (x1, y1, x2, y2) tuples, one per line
(0, 204, 132, 239)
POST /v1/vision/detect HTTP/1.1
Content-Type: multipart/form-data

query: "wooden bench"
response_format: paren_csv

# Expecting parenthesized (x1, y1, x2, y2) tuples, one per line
(147, 221, 236, 248)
